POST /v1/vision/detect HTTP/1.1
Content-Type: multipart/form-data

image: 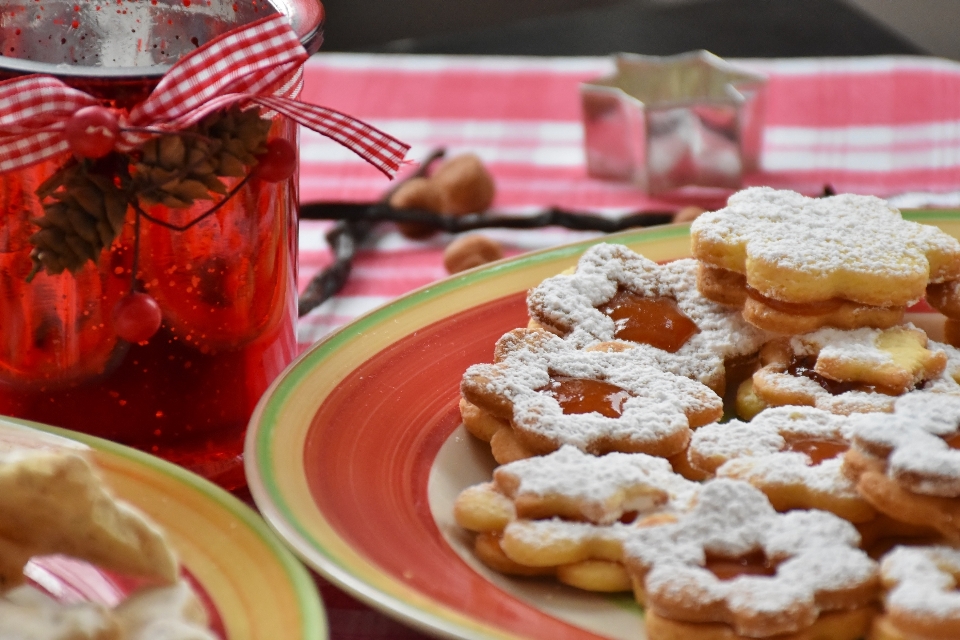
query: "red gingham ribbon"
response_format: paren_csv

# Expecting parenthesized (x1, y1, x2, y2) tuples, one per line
(0, 15, 408, 177)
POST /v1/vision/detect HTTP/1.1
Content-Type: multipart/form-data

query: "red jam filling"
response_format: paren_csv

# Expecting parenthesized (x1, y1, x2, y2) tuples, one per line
(598, 290, 698, 353)
(786, 356, 906, 396)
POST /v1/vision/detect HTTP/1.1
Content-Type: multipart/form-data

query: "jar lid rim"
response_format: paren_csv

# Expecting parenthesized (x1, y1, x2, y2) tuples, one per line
(0, 0, 323, 79)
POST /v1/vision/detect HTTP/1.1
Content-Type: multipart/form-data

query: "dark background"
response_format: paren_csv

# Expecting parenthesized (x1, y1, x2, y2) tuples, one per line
(318, 0, 923, 58)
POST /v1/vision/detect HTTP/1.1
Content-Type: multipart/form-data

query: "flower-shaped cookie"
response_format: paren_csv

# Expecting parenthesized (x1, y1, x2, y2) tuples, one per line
(926, 280, 960, 349)
(460, 329, 723, 460)
(527, 244, 767, 393)
(873, 545, 960, 640)
(455, 445, 699, 528)
(687, 406, 874, 523)
(747, 325, 948, 416)
(843, 393, 960, 541)
(453, 445, 699, 592)
(691, 187, 960, 333)
(477, 518, 639, 591)
(622, 479, 879, 639)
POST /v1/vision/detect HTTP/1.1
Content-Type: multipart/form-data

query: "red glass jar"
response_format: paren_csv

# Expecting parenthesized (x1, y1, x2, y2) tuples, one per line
(0, 0, 323, 489)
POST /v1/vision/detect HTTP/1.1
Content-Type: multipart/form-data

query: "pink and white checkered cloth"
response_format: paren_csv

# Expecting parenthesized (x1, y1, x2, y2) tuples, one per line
(296, 53, 960, 349)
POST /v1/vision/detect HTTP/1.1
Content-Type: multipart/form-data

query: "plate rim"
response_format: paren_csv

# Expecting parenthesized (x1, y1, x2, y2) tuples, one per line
(0, 414, 328, 640)
(247, 210, 960, 639)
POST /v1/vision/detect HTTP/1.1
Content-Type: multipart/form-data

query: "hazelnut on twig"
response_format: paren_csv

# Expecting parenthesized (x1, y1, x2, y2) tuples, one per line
(444, 234, 504, 274)
(390, 152, 497, 239)
(389, 177, 444, 239)
(432, 153, 496, 216)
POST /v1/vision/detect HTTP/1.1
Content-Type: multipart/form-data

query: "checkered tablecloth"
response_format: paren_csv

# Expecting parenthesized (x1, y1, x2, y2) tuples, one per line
(296, 53, 960, 347)
(293, 52, 960, 638)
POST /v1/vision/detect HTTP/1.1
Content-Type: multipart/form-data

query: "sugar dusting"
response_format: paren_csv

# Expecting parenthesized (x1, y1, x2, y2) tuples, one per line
(692, 187, 960, 278)
(881, 546, 960, 620)
(462, 329, 722, 454)
(849, 392, 960, 496)
(494, 445, 699, 524)
(624, 480, 876, 634)
(690, 406, 860, 500)
(527, 245, 767, 389)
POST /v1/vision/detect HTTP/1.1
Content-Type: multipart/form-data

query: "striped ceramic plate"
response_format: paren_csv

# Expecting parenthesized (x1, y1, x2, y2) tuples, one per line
(247, 212, 960, 640)
(0, 415, 326, 640)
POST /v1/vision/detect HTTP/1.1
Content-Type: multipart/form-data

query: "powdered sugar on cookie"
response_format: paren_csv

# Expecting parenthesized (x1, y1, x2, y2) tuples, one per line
(689, 406, 874, 522)
(494, 445, 700, 524)
(691, 187, 960, 306)
(792, 326, 918, 369)
(461, 329, 723, 457)
(528, 244, 766, 391)
(496, 517, 644, 586)
(622, 480, 878, 637)
(848, 392, 960, 497)
(879, 545, 960, 623)
(790, 324, 946, 392)
(749, 327, 951, 416)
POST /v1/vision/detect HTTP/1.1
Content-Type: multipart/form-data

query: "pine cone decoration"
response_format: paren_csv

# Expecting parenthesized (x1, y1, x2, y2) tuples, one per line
(28, 156, 131, 279)
(202, 105, 273, 177)
(132, 105, 272, 207)
(27, 105, 275, 279)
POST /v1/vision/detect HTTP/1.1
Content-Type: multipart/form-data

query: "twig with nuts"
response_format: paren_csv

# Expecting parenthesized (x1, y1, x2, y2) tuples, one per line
(299, 202, 677, 233)
(296, 148, 683, 317)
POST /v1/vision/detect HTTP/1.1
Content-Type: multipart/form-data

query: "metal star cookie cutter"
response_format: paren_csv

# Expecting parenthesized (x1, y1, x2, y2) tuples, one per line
(581, 51, 767, 194)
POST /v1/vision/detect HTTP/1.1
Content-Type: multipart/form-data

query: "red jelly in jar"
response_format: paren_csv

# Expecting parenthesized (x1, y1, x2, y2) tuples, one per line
(0, 126, 299, 489)
(0, 0, 324, 490)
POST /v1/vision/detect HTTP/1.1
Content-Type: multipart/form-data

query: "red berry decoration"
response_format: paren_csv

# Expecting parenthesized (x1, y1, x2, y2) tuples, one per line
(113, 292, 163, 343)
(254, 138, 297, 182)
(64, 105, 121, 159)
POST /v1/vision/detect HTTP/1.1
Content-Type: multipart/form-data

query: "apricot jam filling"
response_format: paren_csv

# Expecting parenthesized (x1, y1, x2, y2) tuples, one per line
(746, 286, 845, 316)
(539, 376, 632, 418)
(598, 290, 698, 352)
(944, 433, 960, 449)
(704, 550, 777, 581)
(785, 438, 849, 465)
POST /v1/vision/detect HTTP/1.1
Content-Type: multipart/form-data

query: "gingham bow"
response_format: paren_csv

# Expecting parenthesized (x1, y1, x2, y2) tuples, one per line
(0, 14, 409, 177)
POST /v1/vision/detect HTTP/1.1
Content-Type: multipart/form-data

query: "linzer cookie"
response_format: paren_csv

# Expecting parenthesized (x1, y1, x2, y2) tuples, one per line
(453, 445, 699, 592)
(527, 244, 766, 394)
(843, 393, 960, 541)
(622, 479, 879, 640)
(687, 406, 874, 523)
(925, 279, 960, 348)
(691, 187, 960, 334)
(871, 545, 960, 640)
(745, 325, 948, 417)
(460, 329, 723, 463)
(472, 519, 637, 591)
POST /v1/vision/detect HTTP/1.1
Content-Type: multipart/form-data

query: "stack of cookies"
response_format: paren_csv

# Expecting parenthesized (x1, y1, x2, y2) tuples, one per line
(453, 187, 960, 640)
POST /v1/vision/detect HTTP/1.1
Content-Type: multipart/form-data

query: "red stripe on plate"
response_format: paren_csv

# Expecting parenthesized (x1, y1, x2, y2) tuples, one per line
(302, 293, 610, 639)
